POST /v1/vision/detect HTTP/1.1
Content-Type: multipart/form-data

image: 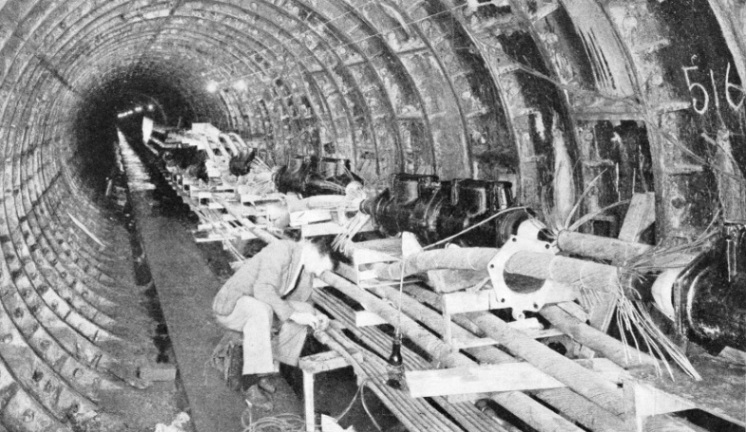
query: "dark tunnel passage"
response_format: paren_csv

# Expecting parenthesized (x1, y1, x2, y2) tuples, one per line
(72, 75, 200, 189)
(1, 0, 746, 431)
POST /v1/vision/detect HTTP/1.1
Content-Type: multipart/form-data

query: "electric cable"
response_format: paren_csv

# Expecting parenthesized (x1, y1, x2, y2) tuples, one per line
(240, 410, 305, 432)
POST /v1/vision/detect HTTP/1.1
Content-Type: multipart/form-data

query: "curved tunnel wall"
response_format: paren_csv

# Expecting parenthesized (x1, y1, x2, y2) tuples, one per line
(0, 0, 745, 429)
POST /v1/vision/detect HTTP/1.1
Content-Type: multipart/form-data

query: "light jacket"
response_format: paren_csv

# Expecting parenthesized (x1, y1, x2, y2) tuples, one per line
(212, 240, 312, 321)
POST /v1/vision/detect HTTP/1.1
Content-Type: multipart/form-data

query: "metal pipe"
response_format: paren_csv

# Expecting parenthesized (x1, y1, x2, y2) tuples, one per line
(503, 251, 621, 295)
(372, 245, 625, 296)
(556, 230, 651, 264)
(374, 247, 497, 280)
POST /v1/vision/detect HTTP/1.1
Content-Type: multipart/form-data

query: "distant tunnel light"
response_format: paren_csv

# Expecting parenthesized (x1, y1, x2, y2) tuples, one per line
(134, 106, 144, 113)
(233, 80, 247, 91)
(206, 81, 219, 93)
(147, 104, 155, 111)
(117, 109, 136, 119)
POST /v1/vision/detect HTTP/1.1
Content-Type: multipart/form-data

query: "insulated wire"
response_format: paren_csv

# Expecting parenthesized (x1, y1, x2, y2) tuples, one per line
(360, 384, 383, 431)
(335, 378, 383, 431)
(240, 411, 305, 432)
(396, 257, 405, 339)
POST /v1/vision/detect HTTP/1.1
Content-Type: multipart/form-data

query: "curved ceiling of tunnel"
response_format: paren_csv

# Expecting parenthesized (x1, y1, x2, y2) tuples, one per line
(2, 0, 746, 242)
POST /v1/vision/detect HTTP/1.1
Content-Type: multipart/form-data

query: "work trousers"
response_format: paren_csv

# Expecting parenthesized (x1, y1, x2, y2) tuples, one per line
(216, 296, 312, 375)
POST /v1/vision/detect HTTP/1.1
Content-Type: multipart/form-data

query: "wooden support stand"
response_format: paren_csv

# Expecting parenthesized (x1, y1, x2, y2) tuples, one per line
(407, 363, 565, 398)
(625, 380, 697, 432)
(301, 221, 344, 238)
(440, 289, 564, 348)
(298, 350, 363, 432)
(350, 239, 419, 288)
(290, 209, 333, 227)
(406, 357, 632, 401)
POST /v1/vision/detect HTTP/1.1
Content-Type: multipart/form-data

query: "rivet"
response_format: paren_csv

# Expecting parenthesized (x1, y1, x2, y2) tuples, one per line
(31, 370, 43, 382)
(22, 409, 34, 422)
(671, 197, 687, 209)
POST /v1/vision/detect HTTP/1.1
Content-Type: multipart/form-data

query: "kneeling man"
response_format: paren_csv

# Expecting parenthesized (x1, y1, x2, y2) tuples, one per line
(212, 237, 335, 402)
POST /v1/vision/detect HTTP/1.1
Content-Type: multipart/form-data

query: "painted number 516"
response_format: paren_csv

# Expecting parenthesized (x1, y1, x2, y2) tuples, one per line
(682, 63, 745, 114)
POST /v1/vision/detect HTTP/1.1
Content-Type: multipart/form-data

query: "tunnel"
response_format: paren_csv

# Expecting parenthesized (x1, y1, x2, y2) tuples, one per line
(0, 0, 745, 431)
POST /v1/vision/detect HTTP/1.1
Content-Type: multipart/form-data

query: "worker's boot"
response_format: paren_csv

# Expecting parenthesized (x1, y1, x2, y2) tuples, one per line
(225, 344, 243, 392)
(244, 385, 273, 411)
(257, 375, 277, 394)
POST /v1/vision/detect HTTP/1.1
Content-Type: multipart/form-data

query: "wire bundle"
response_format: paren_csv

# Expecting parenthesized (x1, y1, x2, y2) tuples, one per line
(240, 412, 305, 432)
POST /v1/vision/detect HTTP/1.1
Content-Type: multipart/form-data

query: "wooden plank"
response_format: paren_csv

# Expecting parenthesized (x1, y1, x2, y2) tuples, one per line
(303, 371, 315, 432)
(446, 358, 637, 403)
(618, 192, 656, 242)
(442, 290, 501, 314)
(312, 278, 328, 289)
(351, 238, 403, 256)
(301, 221, 344, 237)
(290, 209, 333, 226)
(454, 319, 564, 349)
(443, 294, 564, 346)
(406, 363, 565, 398)
(355, 310, 388, 327)
(299, 350, 360, 374)
(626, 381, 697, 432)
(196, 216, 238, 231)
(629, 354, 746, 427)
(719, 346, 746, 365)
(590, 192, 655, 331)
(353, 247, 399, 266)
(574, 358, 632, 384)
(193, 231, 257, 243)
(212, 185, 237, 193)
(556, 301, 589, 322)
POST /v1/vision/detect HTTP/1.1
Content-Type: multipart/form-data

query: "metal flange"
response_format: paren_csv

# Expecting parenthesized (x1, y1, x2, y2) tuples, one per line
(488, 235, 577, 320)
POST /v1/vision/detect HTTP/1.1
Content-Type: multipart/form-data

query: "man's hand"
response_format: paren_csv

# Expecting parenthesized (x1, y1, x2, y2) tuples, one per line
(289, 311, 330, 331)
